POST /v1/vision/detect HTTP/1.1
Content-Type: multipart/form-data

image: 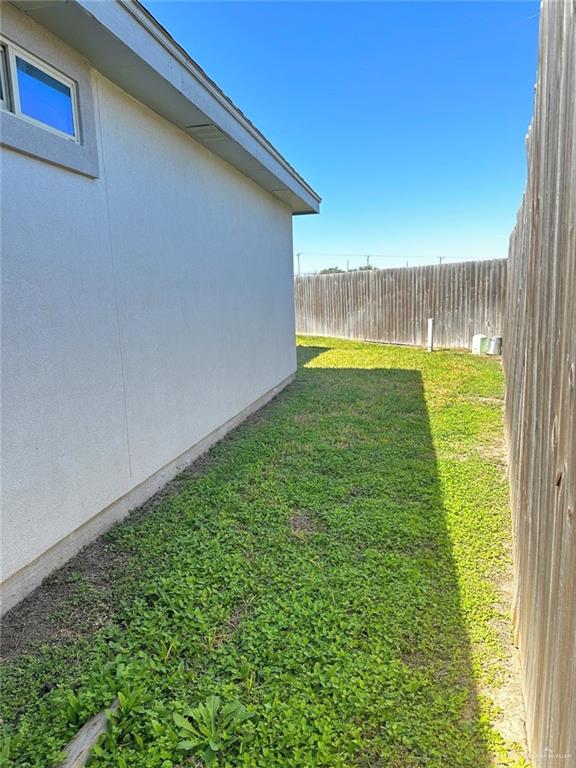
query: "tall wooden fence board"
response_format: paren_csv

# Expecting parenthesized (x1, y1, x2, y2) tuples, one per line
(295, 259, 507, 350)
(504, 1, 575, 766)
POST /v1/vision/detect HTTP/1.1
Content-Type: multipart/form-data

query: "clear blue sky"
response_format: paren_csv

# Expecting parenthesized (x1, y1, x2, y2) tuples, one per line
(143, 1, 540, 273)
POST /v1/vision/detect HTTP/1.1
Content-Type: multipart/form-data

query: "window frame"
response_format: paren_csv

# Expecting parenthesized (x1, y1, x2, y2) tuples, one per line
(0, 45, 10, 112)
(1, 37, 80, 143)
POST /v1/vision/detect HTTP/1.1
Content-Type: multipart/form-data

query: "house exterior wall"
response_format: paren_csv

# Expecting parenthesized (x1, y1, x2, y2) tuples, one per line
(1, 6, 297, 611)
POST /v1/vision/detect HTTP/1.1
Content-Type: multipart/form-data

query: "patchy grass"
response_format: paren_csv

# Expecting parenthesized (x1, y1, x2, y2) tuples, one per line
(0, 337, 528, 767)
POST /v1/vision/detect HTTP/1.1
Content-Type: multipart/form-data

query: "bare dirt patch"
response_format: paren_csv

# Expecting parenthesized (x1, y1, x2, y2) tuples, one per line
(442, 437, 508, 473)
(0, 451, 215, 663)
(0, 537, 133, 663)
(482, 568, 528, 754)
(212, 597, 255, 649)
(293, 412, 315, 425)
(287, 509, 320, 539)
(462, 395, 504, 406)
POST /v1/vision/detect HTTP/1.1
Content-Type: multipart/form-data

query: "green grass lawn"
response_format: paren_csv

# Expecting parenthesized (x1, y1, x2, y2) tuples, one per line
(0, 337, 528, 767)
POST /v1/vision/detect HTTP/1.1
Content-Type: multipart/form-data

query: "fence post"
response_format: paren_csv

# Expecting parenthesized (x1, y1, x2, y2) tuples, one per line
(427, 317, 434, 352)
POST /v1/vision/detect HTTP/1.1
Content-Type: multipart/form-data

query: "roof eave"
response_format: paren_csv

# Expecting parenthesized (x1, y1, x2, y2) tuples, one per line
(11, 0, 321, 214)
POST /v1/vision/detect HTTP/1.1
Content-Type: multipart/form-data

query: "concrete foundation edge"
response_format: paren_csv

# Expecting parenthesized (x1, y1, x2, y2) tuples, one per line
(0, 372, 295, 616)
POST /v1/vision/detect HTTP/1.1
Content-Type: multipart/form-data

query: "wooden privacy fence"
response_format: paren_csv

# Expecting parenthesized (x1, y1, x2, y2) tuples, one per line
(504, 1, 575, 766)
(294, 259, 507, 350)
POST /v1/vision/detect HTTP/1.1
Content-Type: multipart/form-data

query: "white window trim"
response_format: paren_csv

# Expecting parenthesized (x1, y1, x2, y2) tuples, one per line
(0, 45, 10, 112)
(1, 37, 80, 143)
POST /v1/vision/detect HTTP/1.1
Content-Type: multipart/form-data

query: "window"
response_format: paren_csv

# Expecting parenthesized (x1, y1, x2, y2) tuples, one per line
(15, 57, 76, 136)
(0, 15, 97, 178)
(0, 39, 79, 141)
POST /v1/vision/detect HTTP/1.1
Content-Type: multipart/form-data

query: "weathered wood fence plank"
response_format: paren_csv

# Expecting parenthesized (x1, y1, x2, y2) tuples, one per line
(294, 259, 507, 350)
(504, 1, 575, 766)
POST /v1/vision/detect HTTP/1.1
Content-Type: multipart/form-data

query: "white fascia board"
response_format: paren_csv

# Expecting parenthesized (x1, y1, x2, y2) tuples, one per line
(12, 0, 321, 214)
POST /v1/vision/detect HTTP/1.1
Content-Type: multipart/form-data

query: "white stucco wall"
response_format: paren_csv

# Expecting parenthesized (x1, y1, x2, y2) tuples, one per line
(1, 21, 297, 599)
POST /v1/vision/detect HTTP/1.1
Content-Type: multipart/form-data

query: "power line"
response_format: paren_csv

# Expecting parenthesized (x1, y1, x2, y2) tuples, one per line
(295, 252, 454, 263)
(295, 252, 404, 259)
(295, 252, 456, 270)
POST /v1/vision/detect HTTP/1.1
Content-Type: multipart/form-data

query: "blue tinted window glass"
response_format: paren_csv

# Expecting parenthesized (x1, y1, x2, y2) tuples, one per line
(16, 57, 75, 136)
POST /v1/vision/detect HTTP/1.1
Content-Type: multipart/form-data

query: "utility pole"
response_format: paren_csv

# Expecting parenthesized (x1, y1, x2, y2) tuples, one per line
(439, 257, 444, 266)
(346, 259, 350, 272)
(366, 255, 370, 268)
(296, 252, 302, 275)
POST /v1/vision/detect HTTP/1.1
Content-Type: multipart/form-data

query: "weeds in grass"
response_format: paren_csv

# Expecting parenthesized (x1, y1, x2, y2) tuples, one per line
(0, 338, 526, 767)
(174, 695, 253, 767)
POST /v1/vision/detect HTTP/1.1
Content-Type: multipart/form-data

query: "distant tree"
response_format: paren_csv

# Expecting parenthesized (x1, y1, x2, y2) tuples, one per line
(319, 267, 344, 274)
(358, 264, 376, 271)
